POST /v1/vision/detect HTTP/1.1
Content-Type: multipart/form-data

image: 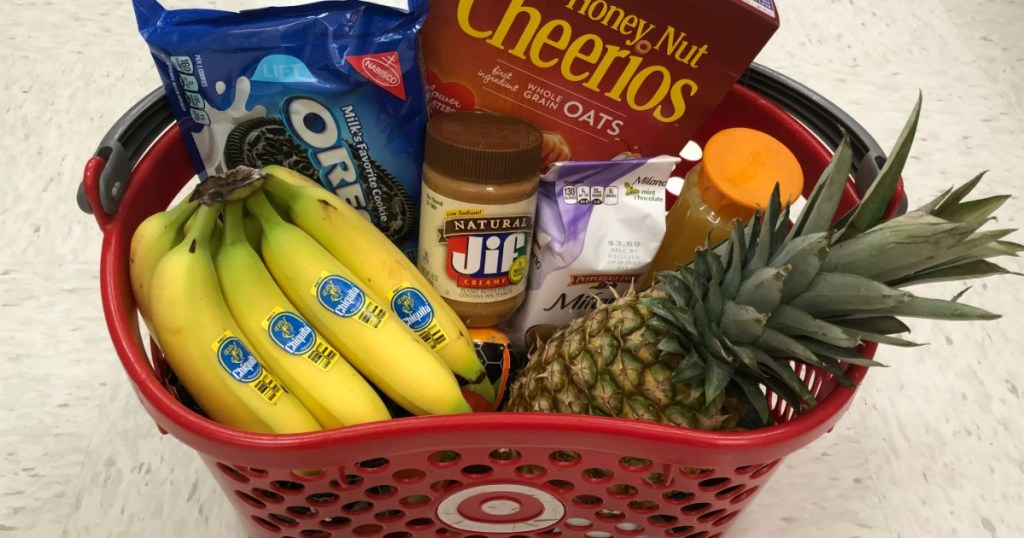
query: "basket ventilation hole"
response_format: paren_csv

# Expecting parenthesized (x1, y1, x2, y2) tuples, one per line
(435, 529, 458, 535)
(679, 467, 713, 479)
(405, 517, 435, 529)
(234, 490, 266, 509)
(514, 464, 548, 478)
(216, 463, 250, 483)
(680, 502, 711, 515)
(751, 460, 780, 479)
(545, 479, 575, 493)
(647, 514, 679, 526)
(714, 485, 744, 499)
(618, 456, 653, 471)
(697, 509, 726, 523)
(595, 508, 625, 522)
(427, 450, 462, 467)
(461, 464, 494, 478)
(733, 465, 757, 475)
(251, 516, 281, 532)
(300, 530, 332, 538)
(572, 494, 603, 507)
(731, 486, 760, 505)
(430, 479, 462, 493)
(319, 516, 351, 529)
(272, 480, 307, 494)
(582, 468, 614, 482)
(269, 513, 300, 528)
(643, 472, 670, 488)
(352, 524, 383, 536)
(538, 528, 562, 535)
(627, 499, 660, 513)
(607, 484, 638, 498)
(286, 506, 319, 519)
(489, 448, 523, 463)
(374, 509, 406, 522)
(683, 532, 708, 538)
(585, 532, 613, 538)
(343, 500, 375, 514)
(713, 511, 739, 527)
(366, 485, 397, 499)
(383, 533, 412, 538)
(247, 467, 270, 477)
(393, 468, 427, 483)
(253, 488, 287, 503)
(356, 457, 390, 472)
(565, 517, 593, 528)
(663, 490, 695, 504)
(292, 469, 327, 481)
(332, 475, 364, 490)
(306, 492, 340, 506)
(549, 449, 582, 465)
(698, 477, 731, 490)
(400, 494, 432, 508)
(665, 527, 695, 537)
(615, 522, 644, 532)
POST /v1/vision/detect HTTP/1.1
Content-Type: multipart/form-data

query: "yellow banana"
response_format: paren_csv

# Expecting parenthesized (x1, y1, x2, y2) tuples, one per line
(246, 189, 472, 416)
(261, 165, 491, 397)
(149, 202, 322, 434)
(130, 195, 199, 342)
(214, 201, 392, 428)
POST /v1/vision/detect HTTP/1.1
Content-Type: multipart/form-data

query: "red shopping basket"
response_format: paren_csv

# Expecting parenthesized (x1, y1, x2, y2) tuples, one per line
(79, 63, 905, 538)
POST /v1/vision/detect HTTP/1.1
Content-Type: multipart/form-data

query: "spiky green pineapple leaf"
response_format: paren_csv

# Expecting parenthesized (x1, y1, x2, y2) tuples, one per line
(658, 335, 688, 356)
(758, 355, 817, 407)
(788, 134, 854, 238)
(766, 304, 862, 348)
(890, 260, 1020, 287)
(756, 328, 827, 368)
(721, 301, 768, 344)
(817, 355, 855, 388)
(705, 359, 733, 405)
(934, 195, 1011, 223)
(721, 224, 747, 299)
(791, 273, 911, 317)
(914, 186, 955, 215)
(833, 316, 911, 336)
(736, 265, 790, 314)
(672, 350, 705, 385)
(838, 93, 922, 241)
(770, 232, 831, 302)
(833, 295, 999, 321)
(932, 170, 987, 216)
(733, 375, 771, 425)
(745, 187, 782, 277)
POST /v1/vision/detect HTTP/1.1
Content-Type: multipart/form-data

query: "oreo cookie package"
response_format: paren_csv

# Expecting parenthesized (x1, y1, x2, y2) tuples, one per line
(133, 0, 429, 257)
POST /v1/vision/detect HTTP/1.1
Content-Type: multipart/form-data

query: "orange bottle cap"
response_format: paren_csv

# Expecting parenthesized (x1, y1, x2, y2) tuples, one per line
(698, 128, 804, 221)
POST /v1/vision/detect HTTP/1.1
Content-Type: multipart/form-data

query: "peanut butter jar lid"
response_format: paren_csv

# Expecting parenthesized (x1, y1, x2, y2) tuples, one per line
(424, 110, 543, 183)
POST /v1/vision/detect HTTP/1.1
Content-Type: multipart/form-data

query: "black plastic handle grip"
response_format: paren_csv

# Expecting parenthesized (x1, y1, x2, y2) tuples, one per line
(76, 63, 906, 216)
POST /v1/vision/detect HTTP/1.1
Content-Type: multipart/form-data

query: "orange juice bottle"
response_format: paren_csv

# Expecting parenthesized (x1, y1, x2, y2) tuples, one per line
(640, 128, 803, 288)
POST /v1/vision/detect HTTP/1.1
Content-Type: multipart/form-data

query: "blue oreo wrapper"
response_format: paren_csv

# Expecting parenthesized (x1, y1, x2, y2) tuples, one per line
(132, 0, 428, 258)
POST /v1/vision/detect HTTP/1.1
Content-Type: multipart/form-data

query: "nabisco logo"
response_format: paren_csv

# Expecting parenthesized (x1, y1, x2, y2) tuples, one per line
(349, 51, 406, 100)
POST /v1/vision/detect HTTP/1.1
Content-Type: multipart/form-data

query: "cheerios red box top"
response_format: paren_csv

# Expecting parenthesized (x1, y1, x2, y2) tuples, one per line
(420, 0, 780, 167)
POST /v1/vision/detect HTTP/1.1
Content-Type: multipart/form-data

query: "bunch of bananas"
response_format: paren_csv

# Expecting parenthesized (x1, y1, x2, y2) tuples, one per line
(130, 165, 491, 433)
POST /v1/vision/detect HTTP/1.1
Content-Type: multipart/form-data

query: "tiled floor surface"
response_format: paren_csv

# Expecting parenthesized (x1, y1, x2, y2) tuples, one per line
(1, 1, 1022, 536)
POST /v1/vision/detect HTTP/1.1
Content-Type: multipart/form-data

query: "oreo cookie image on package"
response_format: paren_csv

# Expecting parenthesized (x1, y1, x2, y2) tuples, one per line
(133, 0, 428, 257)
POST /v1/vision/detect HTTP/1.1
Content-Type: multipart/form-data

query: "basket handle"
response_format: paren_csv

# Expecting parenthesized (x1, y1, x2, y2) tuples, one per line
(76, 87, 176, 228)
(74, 63, 908, 223)
(738, 63, 908, 216)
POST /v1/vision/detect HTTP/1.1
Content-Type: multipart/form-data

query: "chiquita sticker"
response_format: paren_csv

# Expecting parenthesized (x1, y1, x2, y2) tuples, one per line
(213, 332, 284, 403)
(262, 307, 341, 371)
(389, 284, 449, 350)
(312, 272, 389, 329)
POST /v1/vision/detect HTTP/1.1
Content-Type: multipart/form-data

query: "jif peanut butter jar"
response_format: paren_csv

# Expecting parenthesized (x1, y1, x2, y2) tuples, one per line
(417, 110, 543, 328)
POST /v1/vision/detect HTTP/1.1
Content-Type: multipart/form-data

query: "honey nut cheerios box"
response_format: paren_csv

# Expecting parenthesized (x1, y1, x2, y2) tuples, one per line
(420, 0, 780, 167)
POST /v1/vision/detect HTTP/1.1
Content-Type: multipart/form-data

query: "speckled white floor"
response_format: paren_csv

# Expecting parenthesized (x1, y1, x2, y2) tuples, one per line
(1, 1, 1022, 537)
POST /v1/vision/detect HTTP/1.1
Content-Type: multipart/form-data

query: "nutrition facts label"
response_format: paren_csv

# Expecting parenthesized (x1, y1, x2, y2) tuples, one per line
(562, 185, 619, 206)
(171, 55, 209, 125)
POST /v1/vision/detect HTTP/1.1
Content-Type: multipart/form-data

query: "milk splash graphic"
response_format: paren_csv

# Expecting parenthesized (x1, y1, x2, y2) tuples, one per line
(192, 76, 268, 175)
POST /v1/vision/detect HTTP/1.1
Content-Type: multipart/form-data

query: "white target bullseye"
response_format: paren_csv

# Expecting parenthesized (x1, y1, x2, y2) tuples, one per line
(436, 484, 566, 533)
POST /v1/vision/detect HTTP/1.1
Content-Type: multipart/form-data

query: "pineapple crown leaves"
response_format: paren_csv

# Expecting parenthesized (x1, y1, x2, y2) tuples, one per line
(642, 94, 1021, 425)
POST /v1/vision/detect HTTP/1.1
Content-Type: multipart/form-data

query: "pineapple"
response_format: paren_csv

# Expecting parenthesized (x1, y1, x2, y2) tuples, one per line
(507, 98, 1021, 430)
